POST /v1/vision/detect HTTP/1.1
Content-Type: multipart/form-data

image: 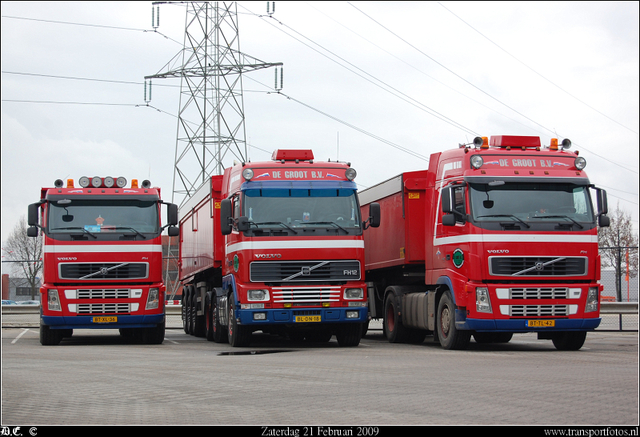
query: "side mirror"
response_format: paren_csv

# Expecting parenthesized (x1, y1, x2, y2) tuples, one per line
(167, 226, 180, 237)
(364, 202, 381, 229)
(442, 214, 456, 227)
(596, 188, 608, 215)
(237, 216, 250, 232)
(598, 215, 610, 228)
(220, 198, 232, 235)
(27, 226, 39, 237)
(28, 203, 40, 227)
(441, 186, 453, 214)
(167, 203, 178, 226)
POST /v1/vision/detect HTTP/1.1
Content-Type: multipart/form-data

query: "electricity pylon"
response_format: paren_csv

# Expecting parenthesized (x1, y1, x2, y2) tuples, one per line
(146, 1, 282, 207)
(146, 2, 282, 299)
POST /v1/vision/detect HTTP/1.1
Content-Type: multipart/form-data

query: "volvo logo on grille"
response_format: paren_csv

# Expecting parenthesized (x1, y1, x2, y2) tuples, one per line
(100, 267, 109, 275)
(534, 262, 544, 271)
(301, 266, 311, 276)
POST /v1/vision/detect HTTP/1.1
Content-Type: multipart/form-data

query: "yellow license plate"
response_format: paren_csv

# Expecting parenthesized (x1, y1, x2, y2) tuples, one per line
(295, 315, 321, 323)
(93, 316, 117, 323)
(527, 320, 555, 328)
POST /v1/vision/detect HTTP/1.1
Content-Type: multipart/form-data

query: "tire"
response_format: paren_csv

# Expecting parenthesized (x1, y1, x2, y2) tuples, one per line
(551, 331, 587, 351)
(336, 323, 362, 347)
(182, 286, 191, 334)
(227, 302, 251, 347)
(205, 295, 214, 341)
(193, 289, 206, 338)
(436, 291, 471, 350)
(383, 293, 408, 343)
(142, 321, 165, 345)
(188, 289, 196, 335)
(40, 322, 62, 346)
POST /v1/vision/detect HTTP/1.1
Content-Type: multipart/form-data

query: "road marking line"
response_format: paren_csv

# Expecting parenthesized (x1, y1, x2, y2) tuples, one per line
(12, 329, 30, 344)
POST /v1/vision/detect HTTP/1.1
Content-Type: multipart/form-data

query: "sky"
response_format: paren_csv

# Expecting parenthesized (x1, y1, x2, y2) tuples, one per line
(2, 1, 638, 268)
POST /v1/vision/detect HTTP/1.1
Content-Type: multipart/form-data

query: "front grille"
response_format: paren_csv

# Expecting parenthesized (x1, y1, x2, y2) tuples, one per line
(509, 305, 569, 317)
(250, 260, 360, 283)
(60, 263, 148, 280)
(77, 289, 131, 299)
(272, 287, 341, 304)
(77, 303, 130, 314)
(489, 257, 587, 277)
(509, 288, 569, 299)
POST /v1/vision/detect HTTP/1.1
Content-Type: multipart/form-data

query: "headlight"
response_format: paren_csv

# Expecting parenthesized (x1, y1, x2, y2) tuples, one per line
(48, 289, 61, 312)
(344, 288, 363, 300)
(585, 287, 598, 313)
(470, 155, 484, 169)
(247, 289, 269, 301)
(476, 287, 492, 313)
(575, 156, 587, 170)
(146, 288, 160, 310)
(345, 168, 357, 181)
(242, 168, 254, 181)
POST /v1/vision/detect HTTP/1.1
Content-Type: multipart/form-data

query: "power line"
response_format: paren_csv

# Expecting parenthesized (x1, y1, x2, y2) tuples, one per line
(347, 2, 638, 175)
(240, 3, 479, 138)
(436, 2, 639, 136)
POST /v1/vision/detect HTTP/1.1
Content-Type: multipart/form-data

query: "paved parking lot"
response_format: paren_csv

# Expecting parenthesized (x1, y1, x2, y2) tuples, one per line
(1, 327, 638, 427)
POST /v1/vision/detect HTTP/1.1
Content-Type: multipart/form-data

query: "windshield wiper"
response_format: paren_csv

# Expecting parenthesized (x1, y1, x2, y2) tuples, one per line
(476, 214, 530, 228)
(305, 221, 349, 233)
(50, 227, 98, 238)
(529, 215, 584, 229)
(111, 226, 147, 239)
(251, 222, 298, 234)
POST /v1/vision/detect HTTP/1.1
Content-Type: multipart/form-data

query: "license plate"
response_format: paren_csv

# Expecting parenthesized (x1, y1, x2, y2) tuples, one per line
(527, 320, 555, 328)
(295, 315, 321, 323)
(93, 316, 117, 323)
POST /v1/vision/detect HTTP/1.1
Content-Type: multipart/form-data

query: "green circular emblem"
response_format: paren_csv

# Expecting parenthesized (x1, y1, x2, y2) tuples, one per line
(452, 249, 464, 268)
(233, 254, 239, 272)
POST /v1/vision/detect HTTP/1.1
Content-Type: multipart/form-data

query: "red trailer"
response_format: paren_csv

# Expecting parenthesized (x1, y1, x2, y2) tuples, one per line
(179, 150, 380, 347)
(360, 136, 610, 350)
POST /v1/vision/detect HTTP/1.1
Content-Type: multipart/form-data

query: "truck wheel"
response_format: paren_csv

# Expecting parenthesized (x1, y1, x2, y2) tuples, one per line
(228, 303, 251, 347)
(383, 293, 408, 343)
(551, 331, 587, 351)
(39, 322, 62, 346)
(188, 290, 196, 335)
(436, 291, 470, 350)
(182, 286, 191, 334)
(205, 295, 214, 341)
(336, 323, 362, 347)
(142, 321, 165, 345)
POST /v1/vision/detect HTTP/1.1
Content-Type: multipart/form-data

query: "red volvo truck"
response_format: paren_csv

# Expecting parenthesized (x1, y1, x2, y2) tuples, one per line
(359, 135, 610, 350)
(179, 149, 380, 347)
(27, 176, 179, 345)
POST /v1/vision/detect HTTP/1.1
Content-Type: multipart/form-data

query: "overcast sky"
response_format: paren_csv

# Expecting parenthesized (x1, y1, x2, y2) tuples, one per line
(2, 1, 638, 268)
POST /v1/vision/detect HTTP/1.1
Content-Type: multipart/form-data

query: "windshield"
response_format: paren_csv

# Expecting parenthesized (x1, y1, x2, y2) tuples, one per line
(48, 199, 160, 237)
(243, 188, 361, 235)
(469, 182, 595, 229)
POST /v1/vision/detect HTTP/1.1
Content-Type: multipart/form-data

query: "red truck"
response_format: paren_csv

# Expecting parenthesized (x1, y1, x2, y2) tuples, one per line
(179, 149, 380, 347)
(359, 135, 610, 350)
(27, 176, 179, 345)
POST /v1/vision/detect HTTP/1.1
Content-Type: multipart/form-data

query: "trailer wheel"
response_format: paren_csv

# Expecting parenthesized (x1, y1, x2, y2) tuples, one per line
(183, 286, 192, 334)
(336, 323, 362, 347)
(436, 291, 470, 350)
(39, 321, 62, 346)
(551, 331, 587, 351)
(228, 303, 251, 347)
(383, 293, 408, 343)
